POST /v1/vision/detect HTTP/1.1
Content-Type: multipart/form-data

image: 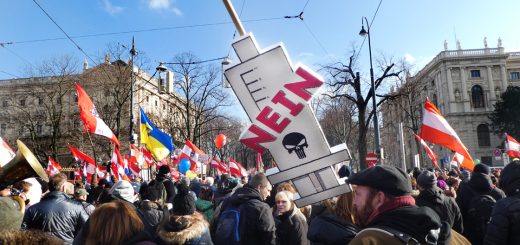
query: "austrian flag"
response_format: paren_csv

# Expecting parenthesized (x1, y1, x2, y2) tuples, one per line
(47, 156, 62, 176)
(420, 98, 474, 170)
(229, 158, 247, 177)
(180, 140, 205, 171)
(414, 134, 439, 167)
(75, 82, 120, 148)
(506, 134, 520, 158)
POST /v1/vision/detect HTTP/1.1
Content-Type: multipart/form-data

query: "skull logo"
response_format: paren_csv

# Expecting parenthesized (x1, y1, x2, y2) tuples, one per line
(282, 132, 308, 159)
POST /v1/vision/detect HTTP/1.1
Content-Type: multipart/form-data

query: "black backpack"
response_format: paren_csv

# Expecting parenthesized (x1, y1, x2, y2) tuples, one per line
(214, 205, 242, 245)
(467, 193, 496, 234)
(149, 179, 168, 204)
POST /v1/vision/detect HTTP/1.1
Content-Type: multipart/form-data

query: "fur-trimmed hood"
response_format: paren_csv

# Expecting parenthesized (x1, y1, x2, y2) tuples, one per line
(157, 211, 209, 244)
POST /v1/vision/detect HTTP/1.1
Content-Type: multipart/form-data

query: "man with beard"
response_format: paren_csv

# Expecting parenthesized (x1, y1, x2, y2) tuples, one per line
(348, 166, 442, 245)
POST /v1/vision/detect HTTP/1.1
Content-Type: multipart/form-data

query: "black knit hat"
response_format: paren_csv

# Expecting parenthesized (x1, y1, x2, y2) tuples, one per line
(474, 164, 491, 175)
(417, 170, 437, 189)
(159, 165, 170, 175)
(172, 183, 196, 215)
(338, 165, 352, 178)
(499, 160, 520, 196)
(348, 165, 412, 196)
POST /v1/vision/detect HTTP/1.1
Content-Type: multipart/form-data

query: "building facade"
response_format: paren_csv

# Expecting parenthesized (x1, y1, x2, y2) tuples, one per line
(381, 40, 520, 169)
(0, 56, 186, 167)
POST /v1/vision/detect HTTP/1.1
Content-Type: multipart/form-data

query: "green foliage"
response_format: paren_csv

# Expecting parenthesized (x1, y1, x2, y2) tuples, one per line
(489, 86, 520, 139)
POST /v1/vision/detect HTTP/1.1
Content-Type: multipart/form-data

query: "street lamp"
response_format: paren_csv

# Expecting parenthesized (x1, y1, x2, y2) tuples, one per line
(155, 56, 232, 87)
(359, 16, 381, 165)
(129, 37, 138, 144)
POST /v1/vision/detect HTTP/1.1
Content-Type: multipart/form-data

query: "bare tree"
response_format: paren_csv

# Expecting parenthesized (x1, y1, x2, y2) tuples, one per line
(165, 52, 232, 146)
(8, 55, 79, 161)
(322, 54, 403, 170)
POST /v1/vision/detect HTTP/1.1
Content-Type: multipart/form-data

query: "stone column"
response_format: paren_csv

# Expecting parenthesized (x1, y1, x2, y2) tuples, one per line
(487, 66, 496, 101)
(500, 65, 508, 92)
(446, 67, 456, 112)
(460, 67, 470, 111)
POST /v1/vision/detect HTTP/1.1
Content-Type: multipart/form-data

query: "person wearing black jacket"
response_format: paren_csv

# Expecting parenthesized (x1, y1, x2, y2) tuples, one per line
(22, 173, 89, 244)
(213, 173, 276, 245)
(456, 164, 505, 244)
(154, 165, 177, 209)
(274, 191, 309, 245)
(484, 160, 520, 245)
(416, 170, 463, 245)
(138, 182, 167, 233)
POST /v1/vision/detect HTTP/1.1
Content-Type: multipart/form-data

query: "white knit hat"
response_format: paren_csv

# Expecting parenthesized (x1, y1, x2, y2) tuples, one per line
(109, 180, 136, 203)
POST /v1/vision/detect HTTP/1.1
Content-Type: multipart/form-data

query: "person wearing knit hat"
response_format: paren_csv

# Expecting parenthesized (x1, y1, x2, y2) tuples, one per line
(473, 164, 491, 175)
(156, 183, 212, 245)
(484, 160, 520, 244)
(109, 180, 137, 203)
(151, 164, 177, 210)
(415, 170, 463, 245)
(347, 165, 441, 245)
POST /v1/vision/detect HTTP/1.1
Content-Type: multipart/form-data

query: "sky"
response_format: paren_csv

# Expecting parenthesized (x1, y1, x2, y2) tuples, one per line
(1, 0, 519, 97)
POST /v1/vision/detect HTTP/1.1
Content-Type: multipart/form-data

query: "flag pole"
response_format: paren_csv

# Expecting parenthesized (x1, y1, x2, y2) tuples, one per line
(86, 130, 99, 186)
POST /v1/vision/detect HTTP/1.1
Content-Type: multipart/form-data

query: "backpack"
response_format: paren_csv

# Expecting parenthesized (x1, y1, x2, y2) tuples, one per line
(467, 193, 496, 234)
(149, 179, 168, 204)
(214, 205, 241, 245)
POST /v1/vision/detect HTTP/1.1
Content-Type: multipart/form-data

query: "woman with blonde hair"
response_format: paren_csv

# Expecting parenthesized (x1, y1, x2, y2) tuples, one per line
(274, 190, 310, 245)
(85, 200, 154, 245)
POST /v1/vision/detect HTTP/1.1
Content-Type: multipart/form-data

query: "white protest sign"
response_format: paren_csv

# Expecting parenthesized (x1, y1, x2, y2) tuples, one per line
(224, 33, 352, 207)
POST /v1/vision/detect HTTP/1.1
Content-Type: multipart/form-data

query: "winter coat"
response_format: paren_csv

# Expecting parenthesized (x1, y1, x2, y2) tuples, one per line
(415, 187, 463, 245)
(307, 214, 358, 245)
(22, 191, 89, 244)
(274, 207, 310, 245)
(156, 174, 177, 204)
(348, 205, 442, 245)
(79, 200, 95, 216)
(195, 199, 214, 222)
(0, 196, 24, 229)
(214, 185, 276, 245)
(156, 212, 213, 245)
(456, 173, 506, 245)
(138, 200, 167, 233)
(484, 191, 520, 244)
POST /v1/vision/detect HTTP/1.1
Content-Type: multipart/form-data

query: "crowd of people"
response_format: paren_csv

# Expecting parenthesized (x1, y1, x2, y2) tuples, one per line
(1, 160, 520, 244)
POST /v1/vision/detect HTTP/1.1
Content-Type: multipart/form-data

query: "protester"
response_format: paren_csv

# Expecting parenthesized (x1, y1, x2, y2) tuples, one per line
(149, 165, 177, 209)
(156, 183, 212, 245)
(0, 184, 25, 229)
(74, 188, 95, 215)
(415, 170, 463, 245)
(307, 192, 358, 245)
(138, 182, 167, 232)
(456, 163, 505, 245)
(484, 160, 520, 244)
(22, 173, 89, 244)
(87, 178, 109, 204)
(273, 190, 309, 245)
(212, 173, 276, 245)
(196, 187, 215, 222)
(347, 165, 441, 244)
(85, 200, 154, 245)
(212, 174, 235, 208)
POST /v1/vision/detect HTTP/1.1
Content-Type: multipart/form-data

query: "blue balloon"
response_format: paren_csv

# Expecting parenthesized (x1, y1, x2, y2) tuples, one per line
(178, 158, 191, 174)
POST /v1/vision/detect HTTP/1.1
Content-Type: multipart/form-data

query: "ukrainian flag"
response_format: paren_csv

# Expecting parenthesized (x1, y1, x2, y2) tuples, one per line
(140, 107, 174, 161)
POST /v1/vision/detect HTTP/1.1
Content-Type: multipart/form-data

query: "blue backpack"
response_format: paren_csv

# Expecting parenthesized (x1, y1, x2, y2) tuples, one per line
(214, 205, 241, 245)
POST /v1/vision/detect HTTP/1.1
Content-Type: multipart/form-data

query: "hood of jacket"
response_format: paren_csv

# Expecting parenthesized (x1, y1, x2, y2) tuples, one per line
(140, 200, 161, 210)
(417, 187, 445, 205)
(469, 173, 493, 193)
(228, 185, 262, 206)
(157, 212, 208, 244)
(368, 205, 441, 244)
(308, 214, 358, 244)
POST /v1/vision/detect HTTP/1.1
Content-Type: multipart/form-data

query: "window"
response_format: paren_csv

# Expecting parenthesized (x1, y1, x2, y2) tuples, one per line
(477, 124, 491, 147)
(471, 85, 485, 108)
(432, 94, 438, 107)
(19, 125, 24, 135)
(431, 80, 435, 87)
(0, 124, 6, 135)
(2, 101, 7, 107)
(36, 124, 42, 134)
(20, 99, 25, 106)
(163, 104, 165, 110)
(38, 97, 43, 105)
(155, 100, 158, 106)
(146, 96, 149, 102)
(454, 90, 461, 102)
(471, 70, 481, 78)
(512, 72, 520, 80)
(481, 157, 492, 166)
(56, 97, 62, 104)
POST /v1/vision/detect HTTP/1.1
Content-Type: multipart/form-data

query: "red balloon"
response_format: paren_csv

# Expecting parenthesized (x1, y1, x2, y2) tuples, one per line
(215, 134, 227, 149)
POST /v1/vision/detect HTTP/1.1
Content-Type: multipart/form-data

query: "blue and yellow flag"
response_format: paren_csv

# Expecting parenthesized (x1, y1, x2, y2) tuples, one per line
(140, 107, 174, 161)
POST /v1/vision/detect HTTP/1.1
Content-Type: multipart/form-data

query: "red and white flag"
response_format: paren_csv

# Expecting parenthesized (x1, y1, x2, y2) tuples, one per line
(0, 137, 15, 166)
(414, 134, 439, 167)
(74, 168, 82, 179)
(47, 156, 62, 176)
(180, 140, 205, 172)
(451, 152, 465, 170)
(506, 133, 520, 158)
(130, 144, 144, 167)
(210, 157, 228, 175)
(141, 147, 155, 168)
(111, 146, 126, 181)
(420, 98, 474, 170)
(229, 157, 247, 177)
(75, 82, 120, 148)
(256, 153, 263, 173)
(68, 144, 97, 181)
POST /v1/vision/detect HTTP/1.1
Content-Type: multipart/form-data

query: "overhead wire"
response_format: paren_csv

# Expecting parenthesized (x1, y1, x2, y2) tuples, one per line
(0, 69, 20, 79)
(353, 0, 383, 64)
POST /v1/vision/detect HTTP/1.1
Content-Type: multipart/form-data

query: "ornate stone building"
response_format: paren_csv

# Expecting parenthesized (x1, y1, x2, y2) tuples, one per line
(0, 56, 185, 166)
(381, 39, 520, 169)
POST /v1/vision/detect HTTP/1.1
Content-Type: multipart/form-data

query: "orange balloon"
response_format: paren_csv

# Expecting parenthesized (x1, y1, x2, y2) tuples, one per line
(215, 134, 227, 149)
